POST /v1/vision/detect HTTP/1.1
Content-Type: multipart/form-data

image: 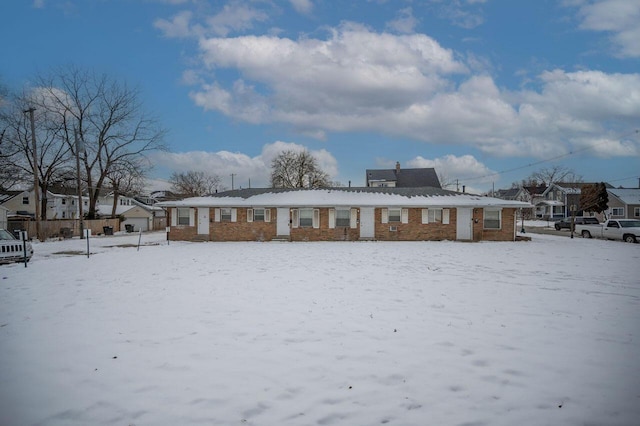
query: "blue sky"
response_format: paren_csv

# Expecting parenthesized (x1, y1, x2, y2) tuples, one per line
(1, 0, 639, 193)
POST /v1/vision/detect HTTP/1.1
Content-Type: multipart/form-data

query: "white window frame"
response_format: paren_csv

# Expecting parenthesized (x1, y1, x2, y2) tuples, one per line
(22, 197, 29, 205)
(292, 208, 319, 228)
(299, 208, 314, 228)
(611, 207, 624, 217)
(388, 208, 401, 223)
(421, 208, 451, 224)
(635, 207, 640, 217)
(247, 208, 271, 223)
(484, 209, 502, 230)
(177, 207, 191, 226)
(335, 208, 351, 227)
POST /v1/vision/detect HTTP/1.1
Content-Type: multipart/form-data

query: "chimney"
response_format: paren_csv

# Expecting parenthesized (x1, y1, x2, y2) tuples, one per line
(395, 161, 400, 173)
(462, 185, 466, 193)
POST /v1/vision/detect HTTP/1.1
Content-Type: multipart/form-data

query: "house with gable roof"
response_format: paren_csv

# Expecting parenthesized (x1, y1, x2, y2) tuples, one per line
(606, 188, 640, 219)
(158, 187, 531, 243)
(366, 162, 441, 188)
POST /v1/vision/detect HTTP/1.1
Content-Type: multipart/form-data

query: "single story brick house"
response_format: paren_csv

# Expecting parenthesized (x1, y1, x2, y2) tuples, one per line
(158, 187, 532, 242)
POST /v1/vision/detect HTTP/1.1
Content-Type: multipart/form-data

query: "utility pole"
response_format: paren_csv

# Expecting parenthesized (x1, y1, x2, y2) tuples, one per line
(24, 107, 41, 241)
(231, 173, 236, 190)
(74, 128, 85, 239)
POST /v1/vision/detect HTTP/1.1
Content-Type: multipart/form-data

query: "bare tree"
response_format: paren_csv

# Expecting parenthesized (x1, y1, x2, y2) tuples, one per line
(106, 158, 148, 217)
(0, 81, 29, 190)
(1, 88, 73, 217)
(270, 149, 330, 189)
(527, 165, 582, 186)
(33, 65, 167, 218)
(169, 171, 223, 197)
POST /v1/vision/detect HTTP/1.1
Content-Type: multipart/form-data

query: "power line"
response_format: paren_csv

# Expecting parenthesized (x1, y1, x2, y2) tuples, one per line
(458, 128, 640, 183)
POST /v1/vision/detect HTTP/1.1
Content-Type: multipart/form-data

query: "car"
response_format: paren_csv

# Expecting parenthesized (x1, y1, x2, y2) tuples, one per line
(554, 217, 599, 231)
(0, 229, 34, 264)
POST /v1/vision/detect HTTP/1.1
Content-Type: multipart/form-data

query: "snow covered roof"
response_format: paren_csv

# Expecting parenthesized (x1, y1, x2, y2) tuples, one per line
(157, 187, 532, 209)
(96, 204, 135, 216)
(608, 188, 640, 205)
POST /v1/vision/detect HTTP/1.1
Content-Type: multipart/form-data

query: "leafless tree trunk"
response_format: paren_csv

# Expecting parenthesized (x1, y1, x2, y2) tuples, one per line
(1, 88, 73, 218)
(33, 65, 167, 219)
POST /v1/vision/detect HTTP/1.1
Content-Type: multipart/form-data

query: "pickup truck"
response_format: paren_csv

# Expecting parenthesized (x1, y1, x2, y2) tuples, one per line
(0, 229, 34, 264)
(575, 219, 640, 243)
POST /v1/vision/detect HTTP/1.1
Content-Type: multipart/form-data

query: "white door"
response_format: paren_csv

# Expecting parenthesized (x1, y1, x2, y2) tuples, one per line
(456, 208, 473, 240)
(198, 207, 209, 235)
(277, 208, 290, 236)
(360, 207, 374, 239)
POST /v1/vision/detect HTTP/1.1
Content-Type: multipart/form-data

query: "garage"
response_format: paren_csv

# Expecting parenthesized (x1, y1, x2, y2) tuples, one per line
(121, 206, 153, 232)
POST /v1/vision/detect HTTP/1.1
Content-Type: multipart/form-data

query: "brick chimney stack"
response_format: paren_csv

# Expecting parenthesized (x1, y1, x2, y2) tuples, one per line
(395, 161, 400, 173)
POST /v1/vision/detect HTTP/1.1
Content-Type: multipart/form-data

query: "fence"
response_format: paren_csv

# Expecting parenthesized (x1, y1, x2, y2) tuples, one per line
(8, 218, 121, 240)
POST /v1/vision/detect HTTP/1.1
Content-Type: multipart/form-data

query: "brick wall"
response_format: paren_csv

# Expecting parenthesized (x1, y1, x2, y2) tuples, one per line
(290, 207, 359, 241)
(167, 206, 518, 242)
(210, 208, 278, 241)
(373, 208, 457, 241)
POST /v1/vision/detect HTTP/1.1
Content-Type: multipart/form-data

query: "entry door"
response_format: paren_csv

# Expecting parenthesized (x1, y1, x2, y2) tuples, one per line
(360, 207, 375, 239)
(277, 208, 290, 236)
(456, 208, 473, 241)
(197, 207, 209, 235)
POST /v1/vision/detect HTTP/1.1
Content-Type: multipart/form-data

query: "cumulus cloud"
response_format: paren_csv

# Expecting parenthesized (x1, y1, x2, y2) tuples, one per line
(154, 10, 196, 38)
(206, 2, 269, 36)
(154, 2, 269, 38)
(407, 154, 497, 192)
(572, 0, 640, 58)
(386, 7, 419, 34)
(191, 21, 640, 159)
(151, 141, 339, 188)
(289, 0, 313, 15)
(192, 23, 466, 126)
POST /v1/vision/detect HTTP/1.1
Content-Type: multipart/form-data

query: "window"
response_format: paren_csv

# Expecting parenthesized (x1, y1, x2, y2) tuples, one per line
(388, 208, 401, 222)
(299, 208, 314, 227)
(61, 199, 66, 205)
(428, 209, 442, 223)
(221, 208, 232, 221)
(484, 209, 501, 229)
(177, 208, 190, 225)
(335, 209, 350, 227)
(611, 207, 624, 217)
(635, 207, 640, 217)
(247, 208, 270, 222)
(71, 200, 75, 206)
(22, 197, 29, 205)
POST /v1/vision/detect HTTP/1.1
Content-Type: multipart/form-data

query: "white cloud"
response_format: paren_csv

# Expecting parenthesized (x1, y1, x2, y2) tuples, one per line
(193, 23, 466, 129)
(386, 7, 419, 34)
(289, 0, 313, 15)
(151, 142, 339, 188)
(572, 0, 640, 58)
(154, 10, 195, 38)
(407, 154, 497, 192)
(205, 2, 269, 37)
(182, 22, 640, 160)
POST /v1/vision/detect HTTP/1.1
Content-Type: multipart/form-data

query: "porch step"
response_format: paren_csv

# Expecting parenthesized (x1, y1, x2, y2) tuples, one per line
(271, 236, 290, 242)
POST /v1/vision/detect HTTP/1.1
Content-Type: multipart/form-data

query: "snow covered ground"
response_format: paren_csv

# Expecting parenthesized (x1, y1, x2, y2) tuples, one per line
(1, 231, 639, 426)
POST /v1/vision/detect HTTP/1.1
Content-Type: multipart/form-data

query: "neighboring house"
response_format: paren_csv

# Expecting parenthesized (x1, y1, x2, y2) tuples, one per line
(158, 187, 531, 243)
(366, 162, 441, 188)
(531, 182, 613, 220)
(121, 202, 166, 232)
(0, 190, 33, 217)
(606, 188, 640, 219)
